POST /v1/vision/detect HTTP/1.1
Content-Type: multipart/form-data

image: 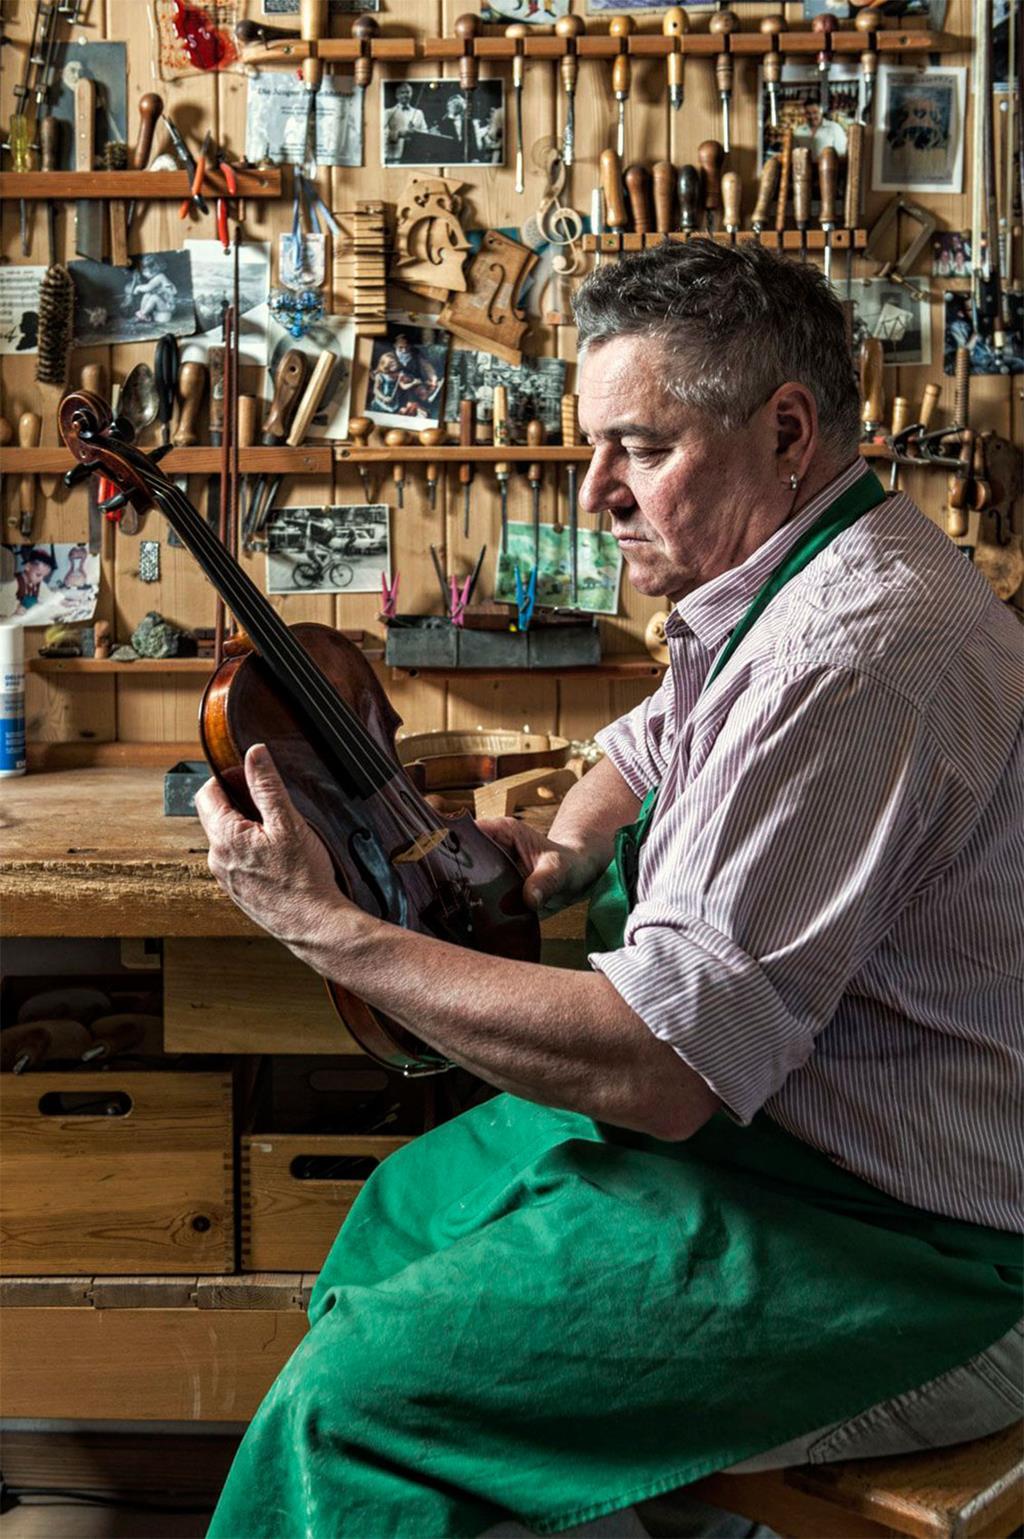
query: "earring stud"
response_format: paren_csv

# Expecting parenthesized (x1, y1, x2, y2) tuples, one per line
(789, 472, 799, 491)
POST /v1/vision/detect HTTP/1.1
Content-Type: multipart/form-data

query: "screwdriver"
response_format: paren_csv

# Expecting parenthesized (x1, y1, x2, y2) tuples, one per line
(791, 146, 812, 263)
(760, 15, 787, 131)
(663, 8, 688, 112)
(813, 16, 836, 115)
(507, 24, 527, 194)
(818, 146, 838, 282)
(9, 111, 31, 256)
(751, 157, 780, 244)
(609, 16, 635, 159)
(459, 401, 475, 537)
(722, 171, 742, 245)
(710, 8, 738, 153)
(385, 429, 410, 510)
(677, 164, 702, 238)
(418, 426, 446, 510)
(562, 393, 581, 607)
(493, 386, 511, 555)
(698, 140, 724, 234)
(555, 14, 584, 168)
(526, 418, 545, 570)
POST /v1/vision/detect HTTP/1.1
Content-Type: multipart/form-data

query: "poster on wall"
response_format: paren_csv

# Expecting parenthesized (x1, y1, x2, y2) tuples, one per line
(245, 73, 362, 167)
(872, 65, 967, 193)
(47, 41, 127, 168)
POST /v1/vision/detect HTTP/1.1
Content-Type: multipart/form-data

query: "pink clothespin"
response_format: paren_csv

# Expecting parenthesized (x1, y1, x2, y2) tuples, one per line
(449, 572, 472, 627)
(381, 570, 399, 619)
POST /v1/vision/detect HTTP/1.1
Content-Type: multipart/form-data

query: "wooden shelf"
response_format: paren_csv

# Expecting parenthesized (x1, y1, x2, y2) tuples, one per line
(0, 169, 282, 200)
(394, 654, 664, 681)
(335, 445, 593, 463)
(583, 230, 868, 252)
(252, 28, 956, 67)
(1, 445, 333, 473)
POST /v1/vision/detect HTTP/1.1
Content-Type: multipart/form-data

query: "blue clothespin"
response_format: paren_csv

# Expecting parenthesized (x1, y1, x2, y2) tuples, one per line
(514, 563, 537, 632)
(380, 570, 399, 619)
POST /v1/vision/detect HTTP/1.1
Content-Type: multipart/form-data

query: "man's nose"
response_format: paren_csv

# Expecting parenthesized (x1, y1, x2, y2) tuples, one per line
(579, 444, 634, 516)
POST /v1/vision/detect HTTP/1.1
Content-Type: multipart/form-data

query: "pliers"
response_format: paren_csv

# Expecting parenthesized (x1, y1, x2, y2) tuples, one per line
(216, 153, 238, 251)
(164, 117, 210, 218)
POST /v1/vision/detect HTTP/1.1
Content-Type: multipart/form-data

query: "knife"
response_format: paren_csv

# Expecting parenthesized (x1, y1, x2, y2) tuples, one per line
(74, 77, 104, 261)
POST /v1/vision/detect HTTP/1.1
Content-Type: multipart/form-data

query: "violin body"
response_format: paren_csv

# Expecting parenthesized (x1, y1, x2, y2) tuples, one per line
(57, 389, 541, 1078)
(202, 622, 541, 1074)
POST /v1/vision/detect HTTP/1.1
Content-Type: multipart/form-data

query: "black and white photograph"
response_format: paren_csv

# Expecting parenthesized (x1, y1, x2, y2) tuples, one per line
(264, 0, 378, 10)
(246, 73, 362, 167)
(365, 323, 449, 432)
(69, 252, 196, 349)
(848, 279, 932, 368)
(265, 316, 355, 439)
(47, 41, 127, 169)
(943, 291, 1023, 376)
(181, 240, 270, 368)
(0, 268, 44, 355)
(760, 63, 861, 166)
(266, 505, 389, 595)
(483, 0, 569, 18)
(381, 79, 504, 168)
(444, 351, 568, 441)
(873, 66, 966, 193)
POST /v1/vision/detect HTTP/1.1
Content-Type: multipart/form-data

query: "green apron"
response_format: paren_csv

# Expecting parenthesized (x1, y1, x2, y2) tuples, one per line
(208, 472, 1021, 1539)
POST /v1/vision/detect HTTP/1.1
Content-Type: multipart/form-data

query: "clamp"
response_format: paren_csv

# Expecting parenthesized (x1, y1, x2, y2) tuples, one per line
(864, 195, 937, 298)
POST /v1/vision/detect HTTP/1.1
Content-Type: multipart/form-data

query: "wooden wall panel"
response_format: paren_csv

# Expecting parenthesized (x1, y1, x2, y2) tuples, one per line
(1, 3, 1016, 758)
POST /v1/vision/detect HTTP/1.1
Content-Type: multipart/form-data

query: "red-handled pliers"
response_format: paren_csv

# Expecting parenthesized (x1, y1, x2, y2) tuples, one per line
(217, 155, 238, 251)
(179, 131, 212, 220)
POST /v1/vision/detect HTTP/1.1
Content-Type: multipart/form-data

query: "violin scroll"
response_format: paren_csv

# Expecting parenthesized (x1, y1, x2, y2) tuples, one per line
(59, 389, 163, 517)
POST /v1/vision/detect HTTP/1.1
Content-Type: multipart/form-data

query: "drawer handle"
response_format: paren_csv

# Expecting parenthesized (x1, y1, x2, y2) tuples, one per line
(38, 1090, 133, 1117)
(289, 1154, 379, 1182)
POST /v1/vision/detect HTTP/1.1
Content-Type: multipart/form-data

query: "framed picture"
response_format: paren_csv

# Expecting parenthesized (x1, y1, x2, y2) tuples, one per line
(381, 79, 503, 168)
(872, 65, 966, 193)
(943, 291, 1023, 376)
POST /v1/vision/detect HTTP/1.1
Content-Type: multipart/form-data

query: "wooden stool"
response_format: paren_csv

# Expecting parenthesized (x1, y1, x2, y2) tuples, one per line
(681, 1421, 1023, 1538)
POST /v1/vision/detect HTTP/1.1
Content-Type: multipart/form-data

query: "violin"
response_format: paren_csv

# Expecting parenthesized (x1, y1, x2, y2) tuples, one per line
(60, 391, 540, 1075)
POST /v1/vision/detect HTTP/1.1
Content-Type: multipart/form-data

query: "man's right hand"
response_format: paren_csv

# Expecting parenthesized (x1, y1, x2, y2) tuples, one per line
(475, 818, 603, 917)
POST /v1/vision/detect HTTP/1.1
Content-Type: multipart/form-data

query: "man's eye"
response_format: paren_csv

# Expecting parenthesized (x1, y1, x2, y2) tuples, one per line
(625, 447, 664, 465)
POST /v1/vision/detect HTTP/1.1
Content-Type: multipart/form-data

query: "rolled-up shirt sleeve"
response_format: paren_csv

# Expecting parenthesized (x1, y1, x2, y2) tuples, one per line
(589, 664, 972, 1123)
(594, 672, 675, 799)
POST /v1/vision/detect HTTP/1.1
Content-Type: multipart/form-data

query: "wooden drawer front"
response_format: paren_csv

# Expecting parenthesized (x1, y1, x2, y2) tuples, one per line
(163, 938, 358, 1054)
(0, 1072, 233, 1275)
(242, 1134, 412, 1272)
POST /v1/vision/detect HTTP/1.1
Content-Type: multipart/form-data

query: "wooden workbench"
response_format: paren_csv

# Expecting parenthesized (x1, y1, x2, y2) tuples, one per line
(0, 762, 586, 942)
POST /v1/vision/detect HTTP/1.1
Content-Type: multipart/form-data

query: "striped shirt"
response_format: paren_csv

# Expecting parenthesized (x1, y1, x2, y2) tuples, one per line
(592, 459, 1023, 1231)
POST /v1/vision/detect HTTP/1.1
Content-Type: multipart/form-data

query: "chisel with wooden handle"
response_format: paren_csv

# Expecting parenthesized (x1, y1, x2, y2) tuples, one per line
(75, 78, 104, 260)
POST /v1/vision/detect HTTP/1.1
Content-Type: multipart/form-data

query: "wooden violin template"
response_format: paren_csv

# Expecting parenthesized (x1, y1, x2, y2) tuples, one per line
(60, 390, 540, 1075)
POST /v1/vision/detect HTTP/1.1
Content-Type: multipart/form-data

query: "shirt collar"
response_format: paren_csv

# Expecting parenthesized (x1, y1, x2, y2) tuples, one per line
(665, 459, 872, 650)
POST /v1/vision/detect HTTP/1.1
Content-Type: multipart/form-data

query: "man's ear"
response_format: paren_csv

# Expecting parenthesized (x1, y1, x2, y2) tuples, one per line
(770, 384, 818, 469)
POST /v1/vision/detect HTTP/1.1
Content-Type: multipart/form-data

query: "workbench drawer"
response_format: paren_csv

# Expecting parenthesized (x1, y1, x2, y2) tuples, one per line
(163, 938, 358, 1054)
(241, 1134, 412, 1272)
(1, 1071, 234, 1275)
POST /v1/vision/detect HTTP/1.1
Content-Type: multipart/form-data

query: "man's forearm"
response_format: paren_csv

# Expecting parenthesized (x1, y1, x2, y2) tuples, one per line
(547, 753, 641, 874)
(294, 911, 718, 1143)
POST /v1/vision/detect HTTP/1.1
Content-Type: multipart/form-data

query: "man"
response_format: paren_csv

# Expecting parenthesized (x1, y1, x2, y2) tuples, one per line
(199, 243, 1021, 1539)
(383, 82, 429, 162)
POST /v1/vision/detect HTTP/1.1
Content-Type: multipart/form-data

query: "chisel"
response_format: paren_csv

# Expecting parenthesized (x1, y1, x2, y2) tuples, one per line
(663, 8, 688, 111)
(722, 171, 742, 245)
(792, 146, 812, 262)
(813, 16, 837, 115)
(555, 14, 584, 167)
(760, 15, 786, 130)
(459, 401, 476, 536)
(844, 123, 864, 300)
(751, 157, 780, 244)
(698, 140, 724, 234)
(526, 418, 545, 570)
(818, 147, 838, 282)
(75, 78, 104, 260)
(609, 17, 635, 160)
(17, 412, 41, 540)
(493, 386, 511, 554)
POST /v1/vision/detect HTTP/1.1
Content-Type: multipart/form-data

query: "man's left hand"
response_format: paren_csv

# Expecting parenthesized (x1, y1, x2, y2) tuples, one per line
(194, 743, 348, 950)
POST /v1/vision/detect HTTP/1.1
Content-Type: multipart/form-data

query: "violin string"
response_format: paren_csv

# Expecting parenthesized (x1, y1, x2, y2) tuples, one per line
(148, 468, 450, 849)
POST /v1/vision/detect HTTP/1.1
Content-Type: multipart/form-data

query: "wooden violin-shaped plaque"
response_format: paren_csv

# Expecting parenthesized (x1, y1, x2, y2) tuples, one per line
(59, 390, 541, 1076)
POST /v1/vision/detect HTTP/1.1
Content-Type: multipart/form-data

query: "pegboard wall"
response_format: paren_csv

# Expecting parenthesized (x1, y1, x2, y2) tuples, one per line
(0, 0, 1019, 756)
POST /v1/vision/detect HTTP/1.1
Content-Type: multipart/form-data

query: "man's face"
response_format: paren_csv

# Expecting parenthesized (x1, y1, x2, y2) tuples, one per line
(578, 336, 779, 603)
(396, 85, 412, 105)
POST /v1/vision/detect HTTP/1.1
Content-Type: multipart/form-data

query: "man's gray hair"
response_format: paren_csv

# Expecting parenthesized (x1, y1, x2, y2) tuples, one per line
(572, 240, 861, 460)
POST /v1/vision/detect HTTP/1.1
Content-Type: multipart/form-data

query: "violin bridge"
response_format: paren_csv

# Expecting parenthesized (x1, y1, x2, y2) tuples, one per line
(393, 829, 449, 864)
